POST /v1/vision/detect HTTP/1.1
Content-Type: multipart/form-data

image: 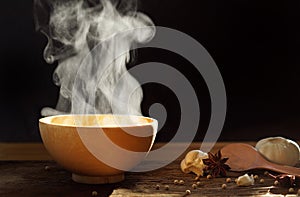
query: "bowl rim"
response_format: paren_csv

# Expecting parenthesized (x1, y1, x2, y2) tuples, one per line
(39, 114, 157, 128)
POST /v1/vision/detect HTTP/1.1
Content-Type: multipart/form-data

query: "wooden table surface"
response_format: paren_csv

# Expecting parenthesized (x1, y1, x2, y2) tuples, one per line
(0, 142, 298, 197)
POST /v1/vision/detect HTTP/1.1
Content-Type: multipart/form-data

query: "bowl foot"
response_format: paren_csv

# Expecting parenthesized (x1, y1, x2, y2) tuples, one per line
(72, 173, 125, 184)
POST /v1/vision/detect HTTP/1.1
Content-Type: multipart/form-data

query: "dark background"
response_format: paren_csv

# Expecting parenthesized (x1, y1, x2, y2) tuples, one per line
(0, 0, 299, 142)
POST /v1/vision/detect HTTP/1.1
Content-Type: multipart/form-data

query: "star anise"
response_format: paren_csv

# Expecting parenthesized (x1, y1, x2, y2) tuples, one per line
(202, 150, 231, 177)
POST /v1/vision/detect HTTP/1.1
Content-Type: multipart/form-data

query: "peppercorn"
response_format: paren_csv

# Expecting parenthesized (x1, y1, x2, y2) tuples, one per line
(185, 189, 191, 195)
(164, 185, 169, 190)
(192, 183, 197, 189)
(155, 184, 160, 190)
(179, 180, 185, 185)
(288, 187, 295, 193)
(221, 184, 227, 189)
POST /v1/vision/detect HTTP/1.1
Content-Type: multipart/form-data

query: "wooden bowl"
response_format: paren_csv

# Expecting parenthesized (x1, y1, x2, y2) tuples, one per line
(39, 114, 157, 184)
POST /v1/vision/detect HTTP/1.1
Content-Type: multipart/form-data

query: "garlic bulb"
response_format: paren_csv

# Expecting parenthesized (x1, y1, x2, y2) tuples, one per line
(236, 174, 254, 186)
(255, 136, 300, 166)
(180, 150, 208, 177)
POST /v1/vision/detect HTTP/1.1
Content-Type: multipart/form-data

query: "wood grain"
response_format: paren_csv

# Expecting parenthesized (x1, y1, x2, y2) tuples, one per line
(0, 142, 296, 196)
(0, 143, 52, 160)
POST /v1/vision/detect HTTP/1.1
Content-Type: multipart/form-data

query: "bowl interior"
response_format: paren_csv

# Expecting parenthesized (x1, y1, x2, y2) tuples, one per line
(40, 114, 154, 128)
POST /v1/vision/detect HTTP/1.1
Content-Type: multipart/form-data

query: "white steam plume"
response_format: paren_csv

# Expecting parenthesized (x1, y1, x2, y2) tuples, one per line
(34, 0, 155, 116)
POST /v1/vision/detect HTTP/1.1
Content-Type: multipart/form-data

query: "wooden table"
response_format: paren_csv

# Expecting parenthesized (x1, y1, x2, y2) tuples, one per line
(0, 142, 297, 196)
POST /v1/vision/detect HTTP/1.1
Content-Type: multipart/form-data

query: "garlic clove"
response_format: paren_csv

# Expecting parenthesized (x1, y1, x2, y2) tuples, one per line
(188, 165, 205, 177)
(180, 150, 208, 177)
(236, 174, 254, 186)
(180, 159, 191, 173)
(255, 136, 300, 166)
(185, 150, 207, 165)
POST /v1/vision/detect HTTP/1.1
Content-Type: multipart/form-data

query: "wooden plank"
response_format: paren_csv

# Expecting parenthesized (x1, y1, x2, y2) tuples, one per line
(0, 142, 297, 196)
(0, 143, 52, 160)
(0, 142, 256, 161)
(0, 160, 295, 196)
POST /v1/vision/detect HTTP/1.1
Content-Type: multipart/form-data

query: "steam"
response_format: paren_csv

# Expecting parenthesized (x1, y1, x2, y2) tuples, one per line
(34, 0, 155, 116)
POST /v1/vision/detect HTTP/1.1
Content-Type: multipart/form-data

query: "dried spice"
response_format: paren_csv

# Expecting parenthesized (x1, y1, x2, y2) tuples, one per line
(44, 165, 50, 171)
(155, 184, 160, 190)
(185, 189, 191, 195)
(202, 150, 231, 177)
(164, 185, 169, 190)
(192, 183, 197, 189)
(268, 173, 296, 187)
(289, 187, 295, 193)
(221, 183, 227, 189)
